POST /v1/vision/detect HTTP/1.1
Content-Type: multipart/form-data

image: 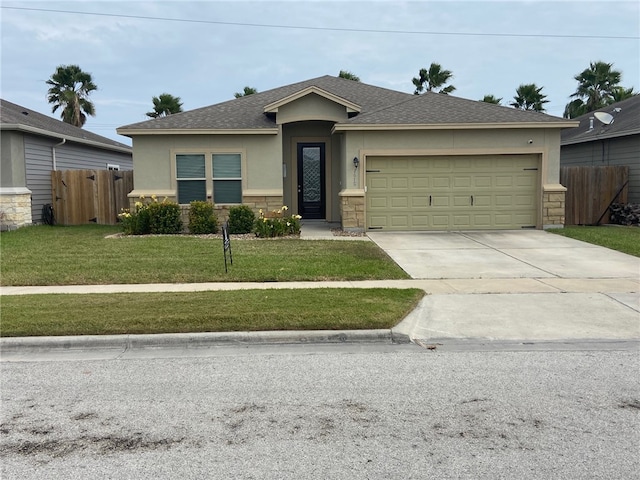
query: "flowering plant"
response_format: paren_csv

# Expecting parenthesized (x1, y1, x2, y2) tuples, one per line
(253, 206, 301, 238)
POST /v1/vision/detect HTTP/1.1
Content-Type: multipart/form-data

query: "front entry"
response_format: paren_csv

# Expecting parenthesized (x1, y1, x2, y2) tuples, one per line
(297, 143, 326, 219)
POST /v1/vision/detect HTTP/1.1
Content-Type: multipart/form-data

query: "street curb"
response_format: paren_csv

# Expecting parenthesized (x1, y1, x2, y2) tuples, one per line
(0, 329, 411, 353)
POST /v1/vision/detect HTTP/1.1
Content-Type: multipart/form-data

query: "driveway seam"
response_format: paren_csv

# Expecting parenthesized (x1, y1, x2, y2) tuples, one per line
(457, 232, 560, 278)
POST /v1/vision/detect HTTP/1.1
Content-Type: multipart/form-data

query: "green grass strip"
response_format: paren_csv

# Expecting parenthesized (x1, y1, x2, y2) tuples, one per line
(0, 289, 425, 337)
(550, 226, 640, 257)
(0, 225, 408, 286)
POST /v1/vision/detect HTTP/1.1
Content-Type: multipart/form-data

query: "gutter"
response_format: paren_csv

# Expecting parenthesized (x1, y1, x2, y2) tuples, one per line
(51, 138, 66, 171)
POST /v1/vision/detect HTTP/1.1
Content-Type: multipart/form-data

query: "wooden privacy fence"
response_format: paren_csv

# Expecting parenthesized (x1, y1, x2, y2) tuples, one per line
(560, 165, 629, 225)
(51, 169, 134, 225)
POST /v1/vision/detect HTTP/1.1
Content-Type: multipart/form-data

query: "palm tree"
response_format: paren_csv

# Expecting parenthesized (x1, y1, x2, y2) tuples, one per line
(46, 64, 97, 127)
(146, 93, 183, 118)
(564, 61, 622, 118)
(610, 86, 637, 103)
(234, 86, 258, 98)
(480, 94, 502, 105)
(510, 84, 548, 112)
(412, 63, 456, 95)
(338, 70, 360, 82)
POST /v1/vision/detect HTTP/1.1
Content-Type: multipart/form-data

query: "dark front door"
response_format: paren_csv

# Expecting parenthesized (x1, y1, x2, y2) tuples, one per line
(297, 143, 326, 219)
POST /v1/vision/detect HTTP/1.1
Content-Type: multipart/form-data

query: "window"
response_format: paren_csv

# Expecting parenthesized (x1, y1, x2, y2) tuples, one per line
(176, 154, 206, 204)
(212, 153, 242, 204)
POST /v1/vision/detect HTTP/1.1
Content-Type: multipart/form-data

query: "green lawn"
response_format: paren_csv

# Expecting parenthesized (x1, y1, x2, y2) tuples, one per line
(550, 225, 640, 257)
(0, 289, 425, 337)
(0, 225, 409, 286)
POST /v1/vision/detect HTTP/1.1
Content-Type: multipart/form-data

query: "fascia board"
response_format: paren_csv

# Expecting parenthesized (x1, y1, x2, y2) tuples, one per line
(332, 121, 579, 132)
(1, 124, 132, 153)
(116, 128, 279, 137)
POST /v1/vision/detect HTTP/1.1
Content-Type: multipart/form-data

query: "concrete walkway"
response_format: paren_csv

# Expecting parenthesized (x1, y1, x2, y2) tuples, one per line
(1, 227, 639, 354)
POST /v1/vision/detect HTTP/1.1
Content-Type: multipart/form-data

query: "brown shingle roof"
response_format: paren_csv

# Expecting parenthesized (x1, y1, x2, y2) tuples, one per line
(561, 95, 640, 145)
(1, 99, 131, 152)
(344, 90, 571, 125)
(118, 75, 573, 133)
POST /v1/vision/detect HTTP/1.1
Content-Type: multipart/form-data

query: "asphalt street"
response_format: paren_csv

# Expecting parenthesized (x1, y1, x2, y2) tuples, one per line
(1, 344, 639, 480)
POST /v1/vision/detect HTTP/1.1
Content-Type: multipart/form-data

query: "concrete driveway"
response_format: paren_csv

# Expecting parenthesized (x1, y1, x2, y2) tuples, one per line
(368, 230, 640, 343)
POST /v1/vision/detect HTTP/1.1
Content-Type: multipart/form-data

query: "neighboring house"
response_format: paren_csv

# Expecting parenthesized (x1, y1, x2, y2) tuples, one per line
(117, 75, 576, 232)
(561, 95, 640, 204)
(1, 99, 132, 228)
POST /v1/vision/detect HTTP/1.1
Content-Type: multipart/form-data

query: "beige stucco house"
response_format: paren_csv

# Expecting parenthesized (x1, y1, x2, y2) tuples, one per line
(117, 75, 576, 231)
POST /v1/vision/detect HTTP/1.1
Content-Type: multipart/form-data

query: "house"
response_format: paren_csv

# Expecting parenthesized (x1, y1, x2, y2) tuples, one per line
(0, 99, 133, 229)
(561, 95, 640, 204)
(117, 75, 576, 232)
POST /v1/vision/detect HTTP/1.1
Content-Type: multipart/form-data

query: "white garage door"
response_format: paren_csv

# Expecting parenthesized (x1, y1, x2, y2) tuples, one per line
(366, 155, 539, 230)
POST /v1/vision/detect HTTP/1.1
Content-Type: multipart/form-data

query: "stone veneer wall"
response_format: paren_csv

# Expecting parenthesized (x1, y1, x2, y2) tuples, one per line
(0, 190, 32, 230)
(542, 186, 566, 228)
(340, 195, 365, 232)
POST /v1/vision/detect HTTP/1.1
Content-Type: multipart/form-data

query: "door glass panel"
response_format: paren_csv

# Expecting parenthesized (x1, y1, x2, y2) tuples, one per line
(302, 147, 321, 203)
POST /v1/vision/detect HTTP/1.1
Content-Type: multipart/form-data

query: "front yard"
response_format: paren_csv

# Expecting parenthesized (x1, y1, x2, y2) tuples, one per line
(0, 225, 419, 337)
(0, 225, 408, 286)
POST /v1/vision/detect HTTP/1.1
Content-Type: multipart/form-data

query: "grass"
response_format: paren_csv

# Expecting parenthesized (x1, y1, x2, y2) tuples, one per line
(0, 225, 408, 286)
(0, 288, 425, 337)
(550, 225, 640, 257)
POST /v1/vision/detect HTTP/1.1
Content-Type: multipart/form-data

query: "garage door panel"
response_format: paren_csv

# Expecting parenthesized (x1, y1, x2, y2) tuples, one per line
(391, 197, 408, 208)
(366, 155, 538, 231)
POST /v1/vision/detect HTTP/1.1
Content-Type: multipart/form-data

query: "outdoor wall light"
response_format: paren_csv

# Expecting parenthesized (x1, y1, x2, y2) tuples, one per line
(353, 157, 360, 168)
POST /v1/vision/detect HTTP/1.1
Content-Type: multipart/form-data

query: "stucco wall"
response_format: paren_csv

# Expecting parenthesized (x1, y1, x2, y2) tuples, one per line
(130, 133, 282, 200)
(275, 93, 349, 125)
(281, 121, 338, 220)
(343, 128, 563, 188)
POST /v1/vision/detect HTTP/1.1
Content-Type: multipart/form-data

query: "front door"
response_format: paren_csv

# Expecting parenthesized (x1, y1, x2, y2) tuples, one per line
(297, 143, 326, 219)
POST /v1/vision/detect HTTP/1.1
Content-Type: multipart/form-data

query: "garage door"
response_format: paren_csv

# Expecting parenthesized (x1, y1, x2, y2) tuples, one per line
(366, 155, 539, 230)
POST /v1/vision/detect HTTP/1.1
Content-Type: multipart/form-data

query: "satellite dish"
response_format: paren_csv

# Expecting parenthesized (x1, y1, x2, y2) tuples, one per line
(594, 111, 614, 125)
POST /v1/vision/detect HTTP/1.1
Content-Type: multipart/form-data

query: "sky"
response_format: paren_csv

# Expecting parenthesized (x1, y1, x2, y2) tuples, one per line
(1, 0, 638, 146)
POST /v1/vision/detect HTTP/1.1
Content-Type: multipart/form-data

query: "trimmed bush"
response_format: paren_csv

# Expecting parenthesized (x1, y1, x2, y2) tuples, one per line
(189, 201, 218, 234)
(227, 205, 255, 234)
(119, 196, 182, 235)
(146, 201, 183, 234)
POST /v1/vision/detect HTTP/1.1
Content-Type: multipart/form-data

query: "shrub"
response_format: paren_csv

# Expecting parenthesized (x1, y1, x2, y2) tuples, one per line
(227, 205, 255, 234)
(118, 195, 182, 235)
(253, 206, 301, 238)
(189, 201, 218, 234)
(147, 202, 182, 234)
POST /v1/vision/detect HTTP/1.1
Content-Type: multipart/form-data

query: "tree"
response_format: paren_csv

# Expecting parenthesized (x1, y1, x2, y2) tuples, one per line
(146, 93, 183, 118)
(46, 64, 97, 127)
(338, 70, 360, 82)
(412, 63, 456, 95)
(564, 61, 624, 118)
(234, 86, 258, 98)
(510, 83, 548, 112)
(480, 94, 502, 105)
(611, 86, 637, 103)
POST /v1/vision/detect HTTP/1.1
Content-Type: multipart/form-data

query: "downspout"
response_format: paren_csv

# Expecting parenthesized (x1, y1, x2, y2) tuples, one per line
(52, 138, 66, 171)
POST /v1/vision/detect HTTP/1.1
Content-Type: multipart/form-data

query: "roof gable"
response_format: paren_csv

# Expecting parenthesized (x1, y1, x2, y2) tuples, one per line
(561, 95, 640, 145)
(1, 99, 131, 153)
(263, 86, 361, 114)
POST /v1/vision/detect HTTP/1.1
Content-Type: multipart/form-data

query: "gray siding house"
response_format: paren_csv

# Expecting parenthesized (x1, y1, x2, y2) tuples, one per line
(1, 99, 132, 228)
(561, 95, 640, 203)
